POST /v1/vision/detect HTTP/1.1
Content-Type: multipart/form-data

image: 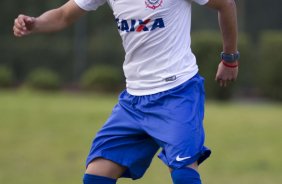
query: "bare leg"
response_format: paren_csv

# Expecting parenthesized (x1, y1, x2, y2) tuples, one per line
(85, 158, 127, 179)
(169, 161, 199, 172)
(186, 161, 199, 171)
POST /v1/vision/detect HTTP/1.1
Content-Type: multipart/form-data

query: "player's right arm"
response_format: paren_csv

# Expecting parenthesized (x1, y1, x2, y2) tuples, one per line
(13, 0, 86, 37)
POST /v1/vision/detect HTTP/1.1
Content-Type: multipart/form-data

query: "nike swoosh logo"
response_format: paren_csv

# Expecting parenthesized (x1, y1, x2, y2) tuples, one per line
(176, 155, 191, 162)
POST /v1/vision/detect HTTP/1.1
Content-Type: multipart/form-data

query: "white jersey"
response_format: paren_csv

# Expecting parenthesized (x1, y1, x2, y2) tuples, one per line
(74, 0, 209, 95)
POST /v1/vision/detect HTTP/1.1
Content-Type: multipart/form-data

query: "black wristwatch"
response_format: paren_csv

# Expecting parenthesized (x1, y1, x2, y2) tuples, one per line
(220, 51, 240, 63)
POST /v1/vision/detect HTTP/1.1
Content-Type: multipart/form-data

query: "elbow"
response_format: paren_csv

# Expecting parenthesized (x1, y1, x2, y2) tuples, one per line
(220, 0, 236, 11)
(226, 0, 236, 8)
(208, 0, 236, 11)
(54, 8, 72, 28)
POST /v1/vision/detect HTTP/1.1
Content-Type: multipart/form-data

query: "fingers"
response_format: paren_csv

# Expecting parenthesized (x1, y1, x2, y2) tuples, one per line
(216, 74, 237, 87)
(14, 15, 25, 36)
(13, 14, 34, 37)
(216, 79, 231, 87)
(215, 74, 236, 87)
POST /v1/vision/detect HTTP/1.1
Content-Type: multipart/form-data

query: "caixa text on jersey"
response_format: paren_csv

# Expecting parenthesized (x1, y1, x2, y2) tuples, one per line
(115, 18, 165, 32)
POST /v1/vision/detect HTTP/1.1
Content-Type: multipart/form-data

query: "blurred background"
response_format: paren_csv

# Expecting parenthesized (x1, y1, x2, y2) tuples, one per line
(0, 0, 281, 184)
(0, 0, 282, 99)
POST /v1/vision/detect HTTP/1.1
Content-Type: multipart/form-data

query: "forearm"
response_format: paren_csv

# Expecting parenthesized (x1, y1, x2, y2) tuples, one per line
(33, 8, 70, 33)
(218, 1, 238, 53)
(207, 0, 238, 53)
(32, 0, 86, 34)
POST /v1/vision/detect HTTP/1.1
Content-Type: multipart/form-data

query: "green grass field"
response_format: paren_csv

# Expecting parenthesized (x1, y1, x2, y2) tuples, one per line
(0, 90, 281, 184)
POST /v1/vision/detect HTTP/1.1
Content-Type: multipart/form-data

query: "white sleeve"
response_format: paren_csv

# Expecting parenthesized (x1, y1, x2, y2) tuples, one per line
(192, 0, 209, 5)
(74, 0, 106, 11)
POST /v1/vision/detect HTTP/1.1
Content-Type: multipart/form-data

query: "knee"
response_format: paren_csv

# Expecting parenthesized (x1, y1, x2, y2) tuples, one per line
(187, 161, 199, 171)
(85, 158, 126, 179)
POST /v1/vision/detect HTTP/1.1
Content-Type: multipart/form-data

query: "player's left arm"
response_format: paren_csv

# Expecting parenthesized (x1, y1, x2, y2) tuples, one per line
(205, 0, 239, 87)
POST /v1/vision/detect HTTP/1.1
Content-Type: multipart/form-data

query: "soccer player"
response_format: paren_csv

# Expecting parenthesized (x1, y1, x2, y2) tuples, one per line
(13, 0, 239, 183)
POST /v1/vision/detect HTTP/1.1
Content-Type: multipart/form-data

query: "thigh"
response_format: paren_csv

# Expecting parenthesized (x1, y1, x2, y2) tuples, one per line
(86, 91, 159, 180)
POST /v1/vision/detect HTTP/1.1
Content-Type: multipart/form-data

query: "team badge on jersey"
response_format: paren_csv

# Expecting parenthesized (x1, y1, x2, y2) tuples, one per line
(145, 0, 163, 10)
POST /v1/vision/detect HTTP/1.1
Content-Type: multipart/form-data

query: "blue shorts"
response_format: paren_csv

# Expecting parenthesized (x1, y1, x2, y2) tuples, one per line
(86, 74, 211, 179)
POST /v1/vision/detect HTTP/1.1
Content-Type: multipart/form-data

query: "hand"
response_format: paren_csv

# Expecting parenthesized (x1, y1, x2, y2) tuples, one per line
(215, 60, 238, 87)
(13, 14, 36, 37)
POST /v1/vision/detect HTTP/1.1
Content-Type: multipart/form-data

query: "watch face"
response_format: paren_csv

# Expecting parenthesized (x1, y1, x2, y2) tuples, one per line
(221, 52, 240, 62)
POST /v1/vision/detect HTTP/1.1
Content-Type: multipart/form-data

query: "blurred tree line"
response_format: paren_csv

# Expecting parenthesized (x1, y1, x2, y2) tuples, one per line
(0, 0, 282, 100)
